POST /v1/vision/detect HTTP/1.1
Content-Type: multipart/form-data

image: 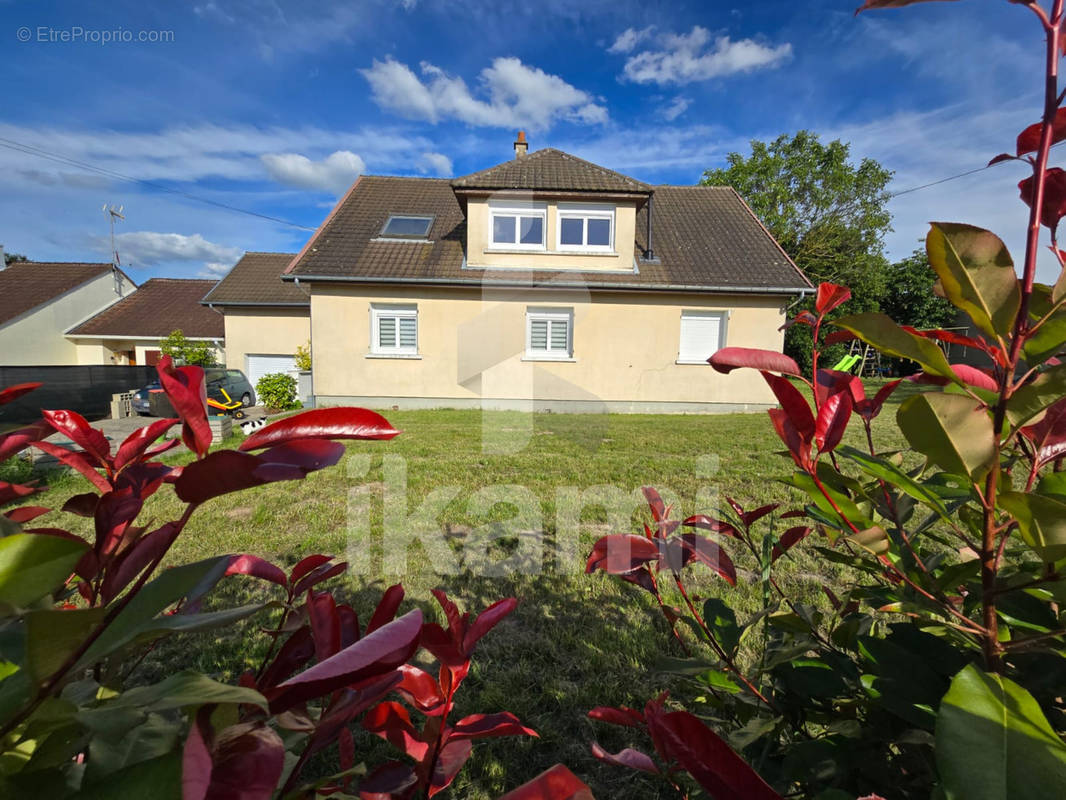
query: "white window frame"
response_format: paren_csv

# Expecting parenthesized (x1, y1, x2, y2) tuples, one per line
(525, 308, 574, 361)
(677, 310, 728, 365)
(556, 203, 615, 253)
(488, 202, 547, 251)
(370, 304, 419, 357)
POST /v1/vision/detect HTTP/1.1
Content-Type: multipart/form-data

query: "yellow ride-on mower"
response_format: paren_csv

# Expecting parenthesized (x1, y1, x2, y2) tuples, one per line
(207, 387, 247, 419)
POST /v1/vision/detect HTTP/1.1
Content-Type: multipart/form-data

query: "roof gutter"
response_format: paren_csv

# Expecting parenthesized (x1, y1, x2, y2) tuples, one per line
(281, 273, 813, 296)
(198, 300, 309, 308)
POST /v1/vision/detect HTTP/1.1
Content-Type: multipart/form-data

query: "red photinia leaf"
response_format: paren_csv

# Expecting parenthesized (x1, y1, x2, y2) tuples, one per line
(290, 560, 347, 597)
(1016, 108, 1066, 156)
(673, 533, 737, 584)
(823, 329, 857, 346)
(432, 588, 467, 644)
(429, 737, 474, 796)
(223, 554, 288, 588)
(0, 481, 39, 506)
(1020, 395, 1066, 469)
(1019, 168, 1066, 235)
(646, 709, 783, 800)
(855, 379, 902, 421)
(642, 486, 667, 522)
(289, 554, 333, 584)
(203, 722, 286, 800)
(174, 440, 345, 505)
(855, 0, 959, 13)
(93, 488, 143, 557)
(311, 672, 402, 753)
(267, 608, 422, 713)
(113, 462, 173, 501)
(308, 589, 341, 662)
(448, 712, 538, 742)
(112, 418, 179, 470)
(911, 364, 999, 392)
(815, 391, 853, 454)
(768, 408, 811, 471)
(363, 700, 430, 761)
(337, 604, 360, 649)
(780, 309, 818, 331)
(419, 622, 467, 668)
(396, 664, 447, 714)
(157, 355, 211, 459)
(590, 743, 659, 774)
(33, 441, 112, 493)
(462, 597, 517, 655)
(772, 526, 812, 562)
(239, 406, 400, 451)
(815, 369, 864, 408)
(258, 627, 315, 691)
(182, 708, 213, 800)
(585, 535, 661, 575)
(41, 409, 111, 467)
(0, 382, 42, 406)
(587, 706, 645, 728)
(710, 347, 801, 377)
(0, 421, 51, 463)
(682, 514, 739, 537)
(761, 372, 815, 442)
(902, 326, 1006, 367)
(496, 764, 596, 800)
(4, 505, 50, 524)
(338, 725, 355, 773)
(100, 522, 179, 603)
(815, 283, 851, 315)
(358, 761, 419, 799)
(988, 153, 1017, 167)
(365, 583, 406, 635)
(730, 500, 779, 527)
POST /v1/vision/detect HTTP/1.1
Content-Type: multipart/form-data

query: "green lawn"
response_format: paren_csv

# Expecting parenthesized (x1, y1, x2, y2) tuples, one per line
(4, 386, 915, 798)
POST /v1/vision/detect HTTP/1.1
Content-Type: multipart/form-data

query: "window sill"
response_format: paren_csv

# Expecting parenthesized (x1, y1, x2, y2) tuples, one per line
(676, 359, 712, 365)
(522, 355, 577, 363)
(484, 248, 618, 257)
(366, 353, 423, 360)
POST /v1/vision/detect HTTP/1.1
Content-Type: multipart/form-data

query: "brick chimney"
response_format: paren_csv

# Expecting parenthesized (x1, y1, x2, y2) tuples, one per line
(514, 130, 528, 158)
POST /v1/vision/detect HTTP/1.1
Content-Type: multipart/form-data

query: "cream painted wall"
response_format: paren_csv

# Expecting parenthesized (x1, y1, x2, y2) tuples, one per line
(73, 339, 223, 366)
(222, 307, 310, 371)
(0, 271, 136, 365)
(310, 285, 787, 409)
(465, 197, 637, 273)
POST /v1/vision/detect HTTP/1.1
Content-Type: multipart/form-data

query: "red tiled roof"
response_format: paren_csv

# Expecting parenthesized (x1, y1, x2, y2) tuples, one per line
(68, 278, 223, 338)
(201, 252, 306, 306)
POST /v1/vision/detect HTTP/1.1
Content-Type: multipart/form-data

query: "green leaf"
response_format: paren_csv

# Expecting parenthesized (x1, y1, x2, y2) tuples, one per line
(72, 751, 181, 800)
(1007, 364, 1066, 429)
(837, 445, 950, 519)
(83, 713, 181, 785)
(833, 312, 960, 382)
(936, 664, 1066, 800)
(998, 491, 1066, 562)
(80, 556, 231, 666)
(78, 670, 267, 723)
(926, 223, 1020, 340)
(897, 392, 996, 480)
(702, 597, 741, 656)
(1024, 309, 1066, 366)
(25, 607, 106, 684)
(783, 471, 873, 535)
(0, 533, 88, 609)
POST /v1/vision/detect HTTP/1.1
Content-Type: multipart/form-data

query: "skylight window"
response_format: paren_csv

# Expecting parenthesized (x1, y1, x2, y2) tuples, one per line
(380, 215, 433, 239)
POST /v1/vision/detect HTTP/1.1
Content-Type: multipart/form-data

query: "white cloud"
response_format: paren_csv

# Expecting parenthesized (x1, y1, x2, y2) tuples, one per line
(361, 56, 608, 131)
(608, 26, 654, 54)
(92, 231, 242, 271)
(260, 150, 365, 195)
(619, 26, 792, 85)
(417, 151, 453, 176)
(660, 96, 691, 122)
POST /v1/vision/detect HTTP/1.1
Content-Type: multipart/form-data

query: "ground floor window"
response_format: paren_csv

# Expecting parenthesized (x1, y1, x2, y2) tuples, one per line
(371, 304, 418, 355)
(526, 308, 573, 360)
(678, 310, 727, 364)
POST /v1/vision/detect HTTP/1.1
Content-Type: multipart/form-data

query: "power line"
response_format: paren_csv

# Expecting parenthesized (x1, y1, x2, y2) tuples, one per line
(0, 135, 316, 231)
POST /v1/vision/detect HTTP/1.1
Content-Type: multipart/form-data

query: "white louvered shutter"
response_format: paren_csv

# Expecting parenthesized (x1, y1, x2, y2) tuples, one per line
(679, 312, 724, 363)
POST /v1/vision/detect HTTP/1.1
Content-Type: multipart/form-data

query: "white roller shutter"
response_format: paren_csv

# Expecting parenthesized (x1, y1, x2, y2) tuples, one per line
(679, 311, 726, 363)
(247, 354, 298, 390)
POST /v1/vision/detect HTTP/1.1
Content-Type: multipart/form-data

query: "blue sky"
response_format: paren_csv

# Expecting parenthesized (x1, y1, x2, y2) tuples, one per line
(0, 0, 1058, 283)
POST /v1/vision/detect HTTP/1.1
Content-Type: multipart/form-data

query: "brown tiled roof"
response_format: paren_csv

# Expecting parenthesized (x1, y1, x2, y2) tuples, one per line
(451, 148, 652, 194)
(201, 252, 306, 306)
(68, 278, 223, 338)
(286, 175, 810, 293)
(0, 262, 124, 327)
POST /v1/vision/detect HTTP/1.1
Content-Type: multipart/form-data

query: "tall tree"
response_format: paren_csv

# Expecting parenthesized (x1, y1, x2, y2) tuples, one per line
(3, 252, 27, 267)
(702, 131, 894, 369)
(878, 249, 957, 331)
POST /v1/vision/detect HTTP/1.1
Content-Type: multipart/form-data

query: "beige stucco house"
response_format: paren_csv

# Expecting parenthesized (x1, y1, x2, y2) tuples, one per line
(66, 278, 224, 366)
(213, 137, 811, 412)
(0, 261, 137, 366)
(201, 252, 310, 388)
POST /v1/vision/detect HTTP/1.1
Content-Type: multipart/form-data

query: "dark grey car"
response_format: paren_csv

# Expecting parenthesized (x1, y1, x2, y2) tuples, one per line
(204, 368, 256, 407)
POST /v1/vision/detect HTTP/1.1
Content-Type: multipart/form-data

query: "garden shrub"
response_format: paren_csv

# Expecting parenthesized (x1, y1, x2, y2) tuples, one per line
(256, 371, 300, 411)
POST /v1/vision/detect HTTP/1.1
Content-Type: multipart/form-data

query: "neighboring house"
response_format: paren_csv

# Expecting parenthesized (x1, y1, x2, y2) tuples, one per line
(0, 261, 137, 366)
(200, 252, 309, 388)
(226, 136, 812, 412)
(66, 278, 224, 366)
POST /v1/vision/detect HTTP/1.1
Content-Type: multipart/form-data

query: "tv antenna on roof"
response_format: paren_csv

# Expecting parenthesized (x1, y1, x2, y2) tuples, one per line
(103, 204, 124, 267)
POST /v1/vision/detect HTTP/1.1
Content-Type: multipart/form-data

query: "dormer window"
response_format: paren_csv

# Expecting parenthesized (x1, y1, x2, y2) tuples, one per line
(380, 215, 433, 239)
(557, 204, 614, 252)
(489, 203, 546, 250)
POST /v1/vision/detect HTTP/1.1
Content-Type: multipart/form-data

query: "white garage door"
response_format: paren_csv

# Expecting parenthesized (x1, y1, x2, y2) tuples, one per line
(246, 354, 298, 391)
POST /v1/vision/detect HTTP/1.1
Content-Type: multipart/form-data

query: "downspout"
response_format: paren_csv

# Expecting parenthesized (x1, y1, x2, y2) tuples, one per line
(293, 277, 315, 408)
